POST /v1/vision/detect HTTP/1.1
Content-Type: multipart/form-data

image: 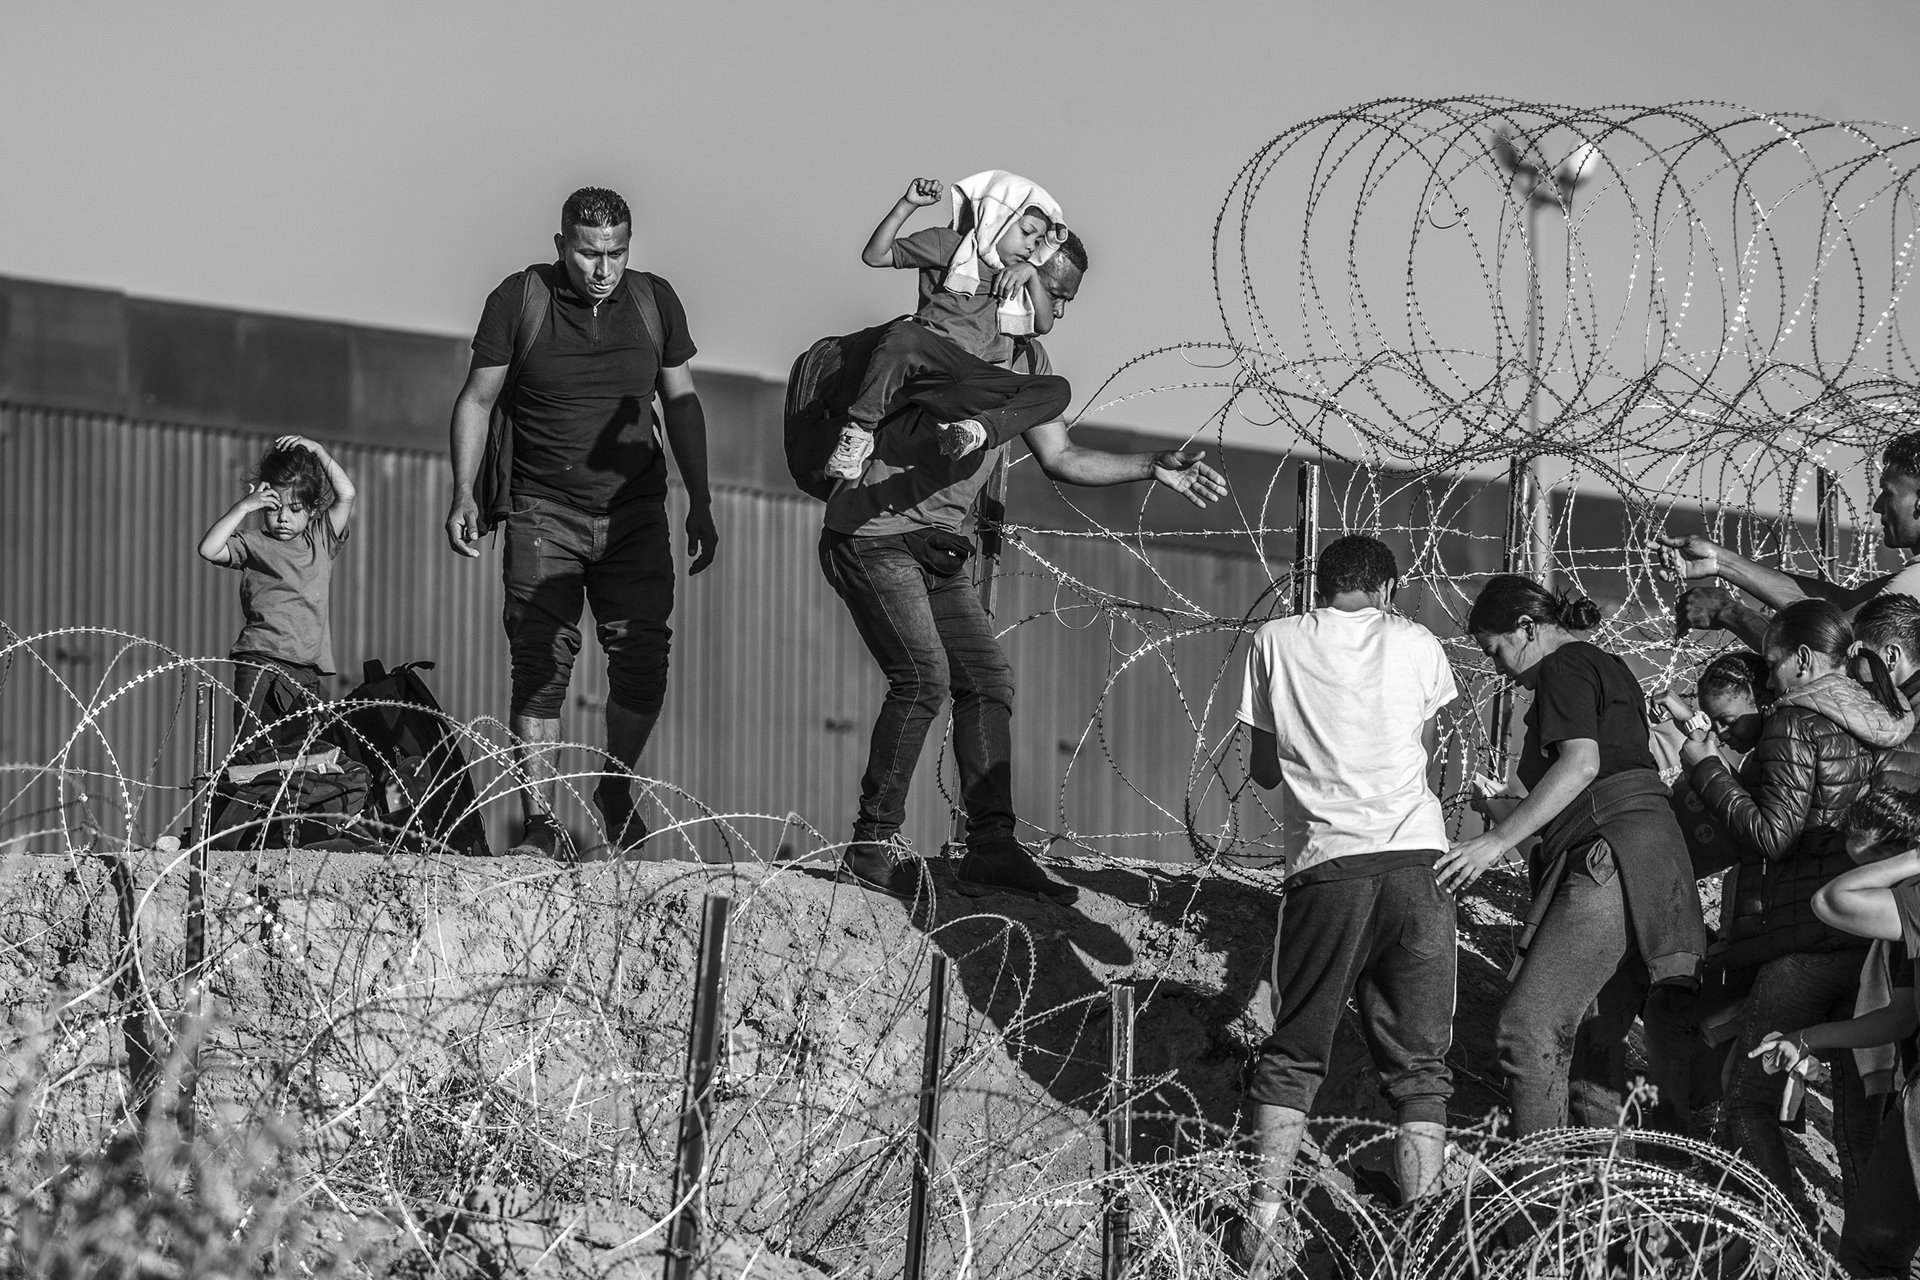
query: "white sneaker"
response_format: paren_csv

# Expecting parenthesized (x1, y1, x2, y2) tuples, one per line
(936, 418, 988, 459)
(823, 426, 875, 480)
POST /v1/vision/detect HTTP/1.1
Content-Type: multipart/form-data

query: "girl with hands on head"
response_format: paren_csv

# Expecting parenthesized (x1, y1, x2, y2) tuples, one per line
(1440, 574, 1708, 1139)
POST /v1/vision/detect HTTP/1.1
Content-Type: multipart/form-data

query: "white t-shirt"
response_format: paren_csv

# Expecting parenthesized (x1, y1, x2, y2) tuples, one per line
(1237, 607, 1458, 875)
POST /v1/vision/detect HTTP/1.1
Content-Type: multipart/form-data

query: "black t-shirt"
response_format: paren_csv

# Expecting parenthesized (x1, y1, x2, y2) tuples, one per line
(1517, 640, 1658, 792)
(471, 264, 698, 512)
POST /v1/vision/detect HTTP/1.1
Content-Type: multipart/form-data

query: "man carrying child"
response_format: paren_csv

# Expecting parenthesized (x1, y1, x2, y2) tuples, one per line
(1233, 535, 1458, 1270)
(825, 231, 1228, 902)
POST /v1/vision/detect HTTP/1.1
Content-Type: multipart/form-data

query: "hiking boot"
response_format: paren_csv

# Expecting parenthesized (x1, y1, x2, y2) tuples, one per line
(956, 838, 1078, 905)
(823, 425, 876, 480)
(591, 778, 651, 855)
(935, 418, 988, 459)
(508, 816, 576, 862)
(838, 842, 925, 900)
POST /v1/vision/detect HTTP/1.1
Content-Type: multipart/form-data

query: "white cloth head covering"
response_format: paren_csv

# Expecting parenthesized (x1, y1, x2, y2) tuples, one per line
(941, 170, 1067, 336)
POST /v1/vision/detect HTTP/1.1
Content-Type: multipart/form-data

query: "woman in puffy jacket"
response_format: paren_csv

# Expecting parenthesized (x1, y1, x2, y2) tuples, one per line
(1680, 598, 1913, 1228)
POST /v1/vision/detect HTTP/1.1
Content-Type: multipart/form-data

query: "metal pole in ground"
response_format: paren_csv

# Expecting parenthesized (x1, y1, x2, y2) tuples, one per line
(179, 678, 215, 1135)
(1292, 461, 1321, 616)
(664, 893, 732, 1280)
(1102, 980, 1136, 1280)
(904, 951, 951, 1280)
(1817, 466, 1839, 582)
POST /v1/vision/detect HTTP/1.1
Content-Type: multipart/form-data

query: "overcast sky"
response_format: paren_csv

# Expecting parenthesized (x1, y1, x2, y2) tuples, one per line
(6, 0, 1919, 449)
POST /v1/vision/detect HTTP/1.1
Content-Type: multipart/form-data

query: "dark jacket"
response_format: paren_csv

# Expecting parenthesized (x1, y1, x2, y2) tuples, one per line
(1534, 768, 1708, 988)
(1692, 673, 1913, 969)
(1872, 671, 1920, 791)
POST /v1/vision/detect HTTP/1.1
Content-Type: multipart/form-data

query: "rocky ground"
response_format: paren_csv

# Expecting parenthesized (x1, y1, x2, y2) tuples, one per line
(0, 842, 1835, 1276)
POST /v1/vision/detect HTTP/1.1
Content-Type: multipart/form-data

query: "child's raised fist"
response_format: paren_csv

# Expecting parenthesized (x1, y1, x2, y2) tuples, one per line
(904, 177, 944, 206)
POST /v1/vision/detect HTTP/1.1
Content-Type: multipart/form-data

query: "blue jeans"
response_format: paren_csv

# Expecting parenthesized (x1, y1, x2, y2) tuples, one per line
(819, 528, 1015, 848)
(1722, 948, 1875, 1226)
(1497, 842, 1648, 1136)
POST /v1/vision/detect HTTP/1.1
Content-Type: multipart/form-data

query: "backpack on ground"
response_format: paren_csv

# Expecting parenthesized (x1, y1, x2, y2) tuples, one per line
(208, 748, 372, 851)
(474, 266, 666, 535)
(334, 659, 492, 857)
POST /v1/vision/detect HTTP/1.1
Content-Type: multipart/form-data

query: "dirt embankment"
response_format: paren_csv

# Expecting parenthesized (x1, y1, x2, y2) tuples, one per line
(0, 844, 1531, 1276)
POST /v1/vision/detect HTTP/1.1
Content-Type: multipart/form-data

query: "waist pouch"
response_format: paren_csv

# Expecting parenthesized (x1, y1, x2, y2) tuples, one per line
(905, 528, 976, 579)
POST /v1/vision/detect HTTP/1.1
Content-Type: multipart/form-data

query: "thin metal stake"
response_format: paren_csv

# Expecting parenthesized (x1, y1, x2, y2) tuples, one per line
(1817, 466, 1839, 583)
(179, 679, 215, 1135)
(664, 893, 732, 1280)
(1102, 981, 1136, 1280)
(904, 952, 950, 1280)
(1292, 462, 1321, 616)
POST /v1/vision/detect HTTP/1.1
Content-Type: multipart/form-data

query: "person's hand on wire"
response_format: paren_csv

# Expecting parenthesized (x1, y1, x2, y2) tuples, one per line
(1656, 533, 1724, 585)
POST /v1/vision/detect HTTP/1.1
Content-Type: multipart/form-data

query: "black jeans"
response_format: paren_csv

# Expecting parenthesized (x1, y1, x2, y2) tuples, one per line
(501, 494, 674, 719)
(1247, 862, 1456, 1125)
(846, 319, 1070, 448)
(1840, 1083, 1920, 1275)
(820, 528, 1015, 848)
(1721, 948, 1875, 1227)
(1497, 841, 1650, 1135)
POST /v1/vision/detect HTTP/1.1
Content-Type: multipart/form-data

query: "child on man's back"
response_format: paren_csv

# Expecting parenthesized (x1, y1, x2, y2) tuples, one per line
(197, 435, 356, 762)
(822, 171, 1074, 481)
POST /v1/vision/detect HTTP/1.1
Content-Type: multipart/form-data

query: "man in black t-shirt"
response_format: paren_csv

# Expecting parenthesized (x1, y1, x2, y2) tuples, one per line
(445, 187, 718, 859)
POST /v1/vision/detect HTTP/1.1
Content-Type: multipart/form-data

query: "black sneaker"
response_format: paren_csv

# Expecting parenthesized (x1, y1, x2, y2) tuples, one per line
(591, 779, 651, 855)
(955, 839, 1078, 905)
(838, 842, 925, 900)
(508, 816, 576, 862)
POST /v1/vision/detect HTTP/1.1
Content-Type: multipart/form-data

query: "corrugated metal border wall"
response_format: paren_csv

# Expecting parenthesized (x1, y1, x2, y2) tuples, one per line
(1, 405, 1282, 862)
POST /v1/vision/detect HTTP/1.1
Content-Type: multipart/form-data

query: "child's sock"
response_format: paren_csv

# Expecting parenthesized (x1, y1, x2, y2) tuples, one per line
(824, 423, 876, 480)
(935, 418, 988, 460)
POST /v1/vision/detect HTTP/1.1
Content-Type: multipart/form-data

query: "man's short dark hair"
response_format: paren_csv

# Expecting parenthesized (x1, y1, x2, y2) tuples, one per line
(1856, 592, 1920, 666)
(1315, 535, 1397, 597)
(1055, 230, 1088, 274)
(1884, 432, 1920, 482)
(561, 187, 631, 233)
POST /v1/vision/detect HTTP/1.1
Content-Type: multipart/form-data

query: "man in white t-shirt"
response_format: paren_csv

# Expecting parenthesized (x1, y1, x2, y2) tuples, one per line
(1230, 535, 1458, 1270)
(1656, 431, 1920, 647)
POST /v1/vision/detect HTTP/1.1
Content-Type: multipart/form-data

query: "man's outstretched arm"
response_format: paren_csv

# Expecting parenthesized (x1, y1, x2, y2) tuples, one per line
(1020, 420, 1227, 509)
(1658, 532, 1893, 613)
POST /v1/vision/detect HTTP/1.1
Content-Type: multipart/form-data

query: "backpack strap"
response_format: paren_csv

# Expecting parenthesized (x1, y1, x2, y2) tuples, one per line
(507, 267, 552, 387)
(623, 271, 667, 390)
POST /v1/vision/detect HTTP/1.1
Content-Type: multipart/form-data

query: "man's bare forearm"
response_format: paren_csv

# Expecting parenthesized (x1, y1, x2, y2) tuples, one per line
(449, 396, 489, 498)
(1032, 443, 1155, 487)
(661, 393, 712, 509)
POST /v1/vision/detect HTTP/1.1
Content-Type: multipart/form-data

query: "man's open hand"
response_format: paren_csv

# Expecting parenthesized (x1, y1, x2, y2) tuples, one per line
(1152, 450, 1228, 509)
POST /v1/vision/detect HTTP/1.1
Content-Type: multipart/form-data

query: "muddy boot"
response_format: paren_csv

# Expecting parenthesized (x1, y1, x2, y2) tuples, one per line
(956, 838, 1078, 905)
(838, 841, 925, 900)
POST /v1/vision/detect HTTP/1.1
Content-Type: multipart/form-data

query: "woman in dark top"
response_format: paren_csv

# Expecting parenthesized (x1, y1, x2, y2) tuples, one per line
(1439, 575, 1707, 1136)
(1680, 598, 1911, 1228)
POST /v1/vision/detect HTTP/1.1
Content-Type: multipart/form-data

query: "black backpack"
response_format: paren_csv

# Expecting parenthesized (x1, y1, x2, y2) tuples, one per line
(783, 320, 900, 501)
(334, 660, 492, 857)
(208, 751, 372, 851)
(474, 266, 666, 535)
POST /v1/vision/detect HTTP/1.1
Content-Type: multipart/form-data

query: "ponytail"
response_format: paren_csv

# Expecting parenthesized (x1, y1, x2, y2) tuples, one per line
(1467, 574, 1605, 635)
(1851, 643, 1906, 716)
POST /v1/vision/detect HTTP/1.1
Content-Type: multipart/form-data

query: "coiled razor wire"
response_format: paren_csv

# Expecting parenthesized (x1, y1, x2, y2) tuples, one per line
(3, 97, 1907, 1276)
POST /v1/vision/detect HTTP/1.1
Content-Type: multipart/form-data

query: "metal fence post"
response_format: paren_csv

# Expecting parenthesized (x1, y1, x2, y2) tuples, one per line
(1292, 461, 1321, 616)
(904, 952, 950, 1280)
(1817, 466, 1839, 582)
(1102, 981, 1136, 1280)
(179, 678, 215, 1135)
(664, 893, 732, 1280)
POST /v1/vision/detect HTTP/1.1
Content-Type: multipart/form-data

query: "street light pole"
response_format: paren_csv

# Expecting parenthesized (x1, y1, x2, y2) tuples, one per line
(1494, 130, 1595, 586)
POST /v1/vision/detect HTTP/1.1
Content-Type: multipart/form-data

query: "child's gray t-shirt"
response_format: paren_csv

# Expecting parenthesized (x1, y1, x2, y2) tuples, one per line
(892, 227, 1014, 366)
(223, 521, 347, 672)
